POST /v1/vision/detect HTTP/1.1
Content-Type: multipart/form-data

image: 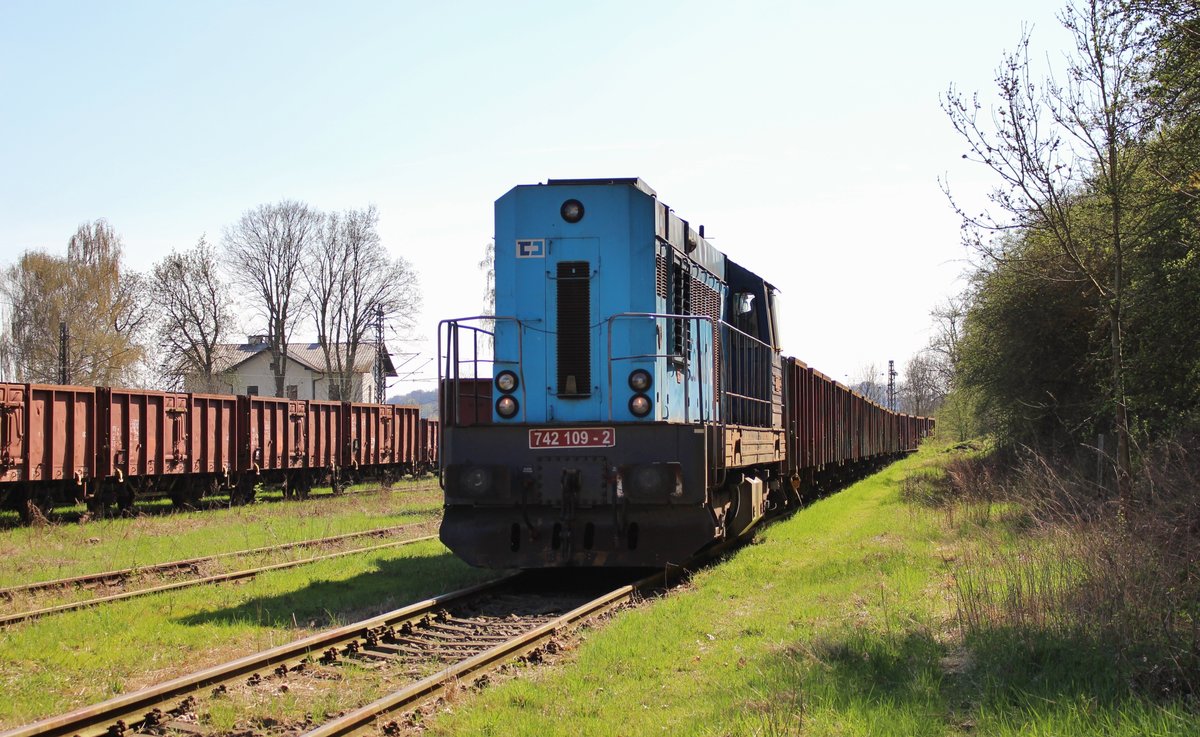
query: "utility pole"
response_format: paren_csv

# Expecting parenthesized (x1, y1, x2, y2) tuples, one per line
(374, 305, 386, 404)
(887, 359, 896, 412)
(59, 321, 69, 385)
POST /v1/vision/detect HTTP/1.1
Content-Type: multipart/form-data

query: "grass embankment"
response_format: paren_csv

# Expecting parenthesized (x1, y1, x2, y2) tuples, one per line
(0, 483, 506, 730)
(428, 445, 1199, 736)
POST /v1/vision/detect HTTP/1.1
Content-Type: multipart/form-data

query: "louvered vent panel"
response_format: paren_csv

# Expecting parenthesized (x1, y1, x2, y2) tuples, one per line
(670, 259, 691, 358)
(655, 253, 668, 299)
(691, 275, 723, 399)
(557, 261, 591, 396)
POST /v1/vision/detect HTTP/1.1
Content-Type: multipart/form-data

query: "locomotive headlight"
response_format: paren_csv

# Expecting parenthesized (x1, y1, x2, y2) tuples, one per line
(496, 395, 519, 418)
(495, 370, 519, 393)
(632, 465, 666, 494)
(629, 394, 652, 417)
(560, 198, 585, 223)
(463, 466, 492, 494)
(628, 369, 652, 392)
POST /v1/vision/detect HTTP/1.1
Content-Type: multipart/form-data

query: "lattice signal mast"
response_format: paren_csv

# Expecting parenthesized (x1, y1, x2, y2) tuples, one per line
(374, 305, 386, 404)
(887, 359, 896, 412)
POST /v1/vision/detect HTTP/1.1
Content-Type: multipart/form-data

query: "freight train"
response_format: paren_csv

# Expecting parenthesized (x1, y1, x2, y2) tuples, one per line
(438, 178, 933, 568)
(0, 383, 439, 521)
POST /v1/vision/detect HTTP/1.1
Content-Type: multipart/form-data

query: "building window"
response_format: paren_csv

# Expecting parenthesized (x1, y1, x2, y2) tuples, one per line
(286, 385, 298, 400)
(246, 385, 259, 396)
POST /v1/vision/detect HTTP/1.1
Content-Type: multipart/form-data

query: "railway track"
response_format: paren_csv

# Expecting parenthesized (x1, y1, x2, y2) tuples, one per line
(0, 571, 660, 737)
(0, 521, 440, 627)
(2, 480, 441, 528)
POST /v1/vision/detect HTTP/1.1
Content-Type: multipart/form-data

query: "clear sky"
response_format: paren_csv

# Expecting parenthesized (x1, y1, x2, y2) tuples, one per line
(0, 0, 1069, 392)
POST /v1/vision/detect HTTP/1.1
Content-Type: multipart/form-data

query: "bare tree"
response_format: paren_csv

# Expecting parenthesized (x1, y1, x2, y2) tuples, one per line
(852, 362, 888, 405)
(902, 353, 944, 416)
(927, 294, 969, 392)
(304, 206, 420, 400)
(223, 201, 322, 397)
(942, 0, 1152, 498)
(0, 301, 12, 382)
(150, 237, 236, 391)
(478, 239, 496, 350)
(1, 220, 149, 386)
(480, 239, 495, 316)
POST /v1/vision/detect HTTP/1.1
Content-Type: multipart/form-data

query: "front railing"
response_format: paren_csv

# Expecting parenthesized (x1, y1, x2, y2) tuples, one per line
(438, 316, 523, 427)
(605, 312, 717, 423)
(440, 313, 778, 430)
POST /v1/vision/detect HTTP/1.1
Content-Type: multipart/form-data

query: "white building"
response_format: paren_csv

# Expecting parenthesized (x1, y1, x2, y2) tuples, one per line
(201, 336, 396, 401)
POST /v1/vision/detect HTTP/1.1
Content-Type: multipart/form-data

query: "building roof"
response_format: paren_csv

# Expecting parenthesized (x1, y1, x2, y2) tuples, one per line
(211, 340, 397, 377)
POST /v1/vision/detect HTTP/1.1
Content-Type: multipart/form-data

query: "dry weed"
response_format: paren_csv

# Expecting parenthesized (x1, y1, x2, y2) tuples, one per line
(947, 436, 1200, 701)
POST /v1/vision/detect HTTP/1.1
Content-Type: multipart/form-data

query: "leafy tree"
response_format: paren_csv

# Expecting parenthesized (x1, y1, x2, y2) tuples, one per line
(956, 232, 1105, 447)
(1, 220, 149, 386)
(943, 0, 1154, 496)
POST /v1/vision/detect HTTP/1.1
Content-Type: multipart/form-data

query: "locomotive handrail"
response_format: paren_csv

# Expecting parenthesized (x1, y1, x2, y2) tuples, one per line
(717, 320, 779, 430)
(604, 312, 717, 423)
(437, 316, 525, 428)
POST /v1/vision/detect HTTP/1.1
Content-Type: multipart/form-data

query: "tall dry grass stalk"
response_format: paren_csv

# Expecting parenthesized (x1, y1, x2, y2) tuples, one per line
(941, 437, 1200, 701)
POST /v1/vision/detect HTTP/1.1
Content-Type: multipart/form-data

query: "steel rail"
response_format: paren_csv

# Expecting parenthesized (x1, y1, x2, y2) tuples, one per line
(301, 571, 664, 737)
(0, 521, 437, 600)
(0, 534, 439, 628)
(0, 576, 517, 737)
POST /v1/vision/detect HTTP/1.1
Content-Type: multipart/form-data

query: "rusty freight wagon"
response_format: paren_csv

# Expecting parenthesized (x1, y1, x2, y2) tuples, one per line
(0, 378, 470, 522)
(418, 418, 440, 474)
(95, 387, 191, 508)
(0, 384, 96, 520)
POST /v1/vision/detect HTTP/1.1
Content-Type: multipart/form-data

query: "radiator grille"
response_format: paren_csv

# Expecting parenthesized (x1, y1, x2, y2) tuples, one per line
(557, 261, 591, 396)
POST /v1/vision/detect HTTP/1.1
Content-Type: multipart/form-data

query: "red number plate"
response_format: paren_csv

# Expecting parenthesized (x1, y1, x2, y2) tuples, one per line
(528, 427, 616, 449)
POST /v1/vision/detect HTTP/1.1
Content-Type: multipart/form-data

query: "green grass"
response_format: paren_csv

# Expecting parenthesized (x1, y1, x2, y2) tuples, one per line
(426, 446, 1200, 736)
(0, 539, 499, 729)
(0, 484, 442, 587)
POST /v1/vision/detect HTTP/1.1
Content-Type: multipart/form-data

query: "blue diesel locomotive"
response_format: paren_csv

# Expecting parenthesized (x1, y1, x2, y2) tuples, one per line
(438, 178, 929, 568)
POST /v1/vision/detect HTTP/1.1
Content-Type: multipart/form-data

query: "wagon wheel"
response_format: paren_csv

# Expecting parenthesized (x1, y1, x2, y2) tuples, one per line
(231, 477, 257, 506)
(85, 495, 106, 518)
(170, 481, 205, 510)
(290, 473, 311, 501)
(115, 486, 136, 515)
